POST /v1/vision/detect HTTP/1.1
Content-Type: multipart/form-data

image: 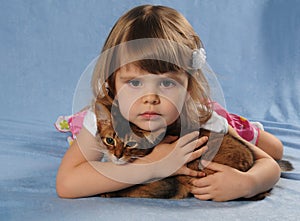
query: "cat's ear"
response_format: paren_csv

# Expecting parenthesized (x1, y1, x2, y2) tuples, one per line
(95, 102, 112, 122)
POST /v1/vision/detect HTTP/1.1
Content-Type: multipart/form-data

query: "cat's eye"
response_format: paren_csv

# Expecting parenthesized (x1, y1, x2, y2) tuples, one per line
(104, 137, 115, 146)
(125, 141, 138, 149)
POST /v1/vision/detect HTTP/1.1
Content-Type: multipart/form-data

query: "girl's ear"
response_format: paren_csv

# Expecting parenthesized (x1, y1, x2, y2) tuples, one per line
(95, 102, 111, 122)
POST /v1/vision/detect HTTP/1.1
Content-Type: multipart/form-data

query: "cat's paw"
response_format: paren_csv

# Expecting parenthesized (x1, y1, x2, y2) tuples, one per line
(99, 193, 112, 198)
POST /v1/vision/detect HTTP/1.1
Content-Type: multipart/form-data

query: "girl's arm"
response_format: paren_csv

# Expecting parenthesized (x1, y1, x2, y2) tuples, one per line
(56, 127, 208, 198)
(256, 130, 283, 160)
(189, 126, 281, 202)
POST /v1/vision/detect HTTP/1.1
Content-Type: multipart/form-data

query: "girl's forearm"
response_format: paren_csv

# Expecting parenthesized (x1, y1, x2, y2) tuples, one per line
(56, 137, 145, 198)
(56, 161, 141, 198)
(56, 149, 187, 198)
(56, 153, 169, 198)
(227, 125, 281, 198)
(244, 157, 281, 198)
(56, 129, 204, 198)
(243, 156, 281, 198)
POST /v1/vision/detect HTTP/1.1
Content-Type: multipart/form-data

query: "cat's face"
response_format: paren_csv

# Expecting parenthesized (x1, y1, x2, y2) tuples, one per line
(95, 102, 155, 164)
(99, 126, 154, 164)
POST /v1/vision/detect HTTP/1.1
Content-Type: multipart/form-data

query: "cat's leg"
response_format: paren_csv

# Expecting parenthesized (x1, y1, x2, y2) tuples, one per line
(173, 176, 194, 199)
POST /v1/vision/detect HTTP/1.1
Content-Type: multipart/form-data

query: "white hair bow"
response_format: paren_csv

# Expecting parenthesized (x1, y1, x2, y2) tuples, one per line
(192, 48, 206, 69)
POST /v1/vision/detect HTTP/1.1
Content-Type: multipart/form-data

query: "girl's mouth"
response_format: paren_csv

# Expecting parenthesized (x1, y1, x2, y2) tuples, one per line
(139, 112, 161, 120)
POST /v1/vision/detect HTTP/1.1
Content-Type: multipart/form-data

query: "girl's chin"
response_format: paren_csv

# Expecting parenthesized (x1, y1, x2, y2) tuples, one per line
(134, 122, 167, 133)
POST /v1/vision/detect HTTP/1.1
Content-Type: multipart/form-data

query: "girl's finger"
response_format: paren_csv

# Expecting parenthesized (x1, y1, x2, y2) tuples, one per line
(188, 145, 208, 161)
(182, 136, 208, 155)
(175, 131, 200, 147)
(182, 167, 206, 177)
(190, 176, 211, 188)
(194, 194, 212, 201)
(190, 185, 211, 195)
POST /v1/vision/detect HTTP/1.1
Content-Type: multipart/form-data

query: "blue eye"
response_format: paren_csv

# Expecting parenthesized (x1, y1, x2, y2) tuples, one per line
(128, 80, 142, 87)
(160, 79, 176, 88)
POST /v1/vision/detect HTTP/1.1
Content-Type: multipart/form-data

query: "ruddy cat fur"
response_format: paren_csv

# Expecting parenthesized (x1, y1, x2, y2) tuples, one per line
(95, 101, 293, 200)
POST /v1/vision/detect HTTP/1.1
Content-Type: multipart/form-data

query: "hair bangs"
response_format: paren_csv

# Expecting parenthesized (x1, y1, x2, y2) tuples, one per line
(112, 38, 191, 75)
(133, 59, 181, 74)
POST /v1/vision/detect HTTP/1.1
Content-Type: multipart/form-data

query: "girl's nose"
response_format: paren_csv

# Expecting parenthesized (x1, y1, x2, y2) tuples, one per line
(142, 94, 160, 105)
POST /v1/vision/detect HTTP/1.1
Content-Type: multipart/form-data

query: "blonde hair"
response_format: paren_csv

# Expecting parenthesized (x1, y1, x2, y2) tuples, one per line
(92, 5, 212, 126)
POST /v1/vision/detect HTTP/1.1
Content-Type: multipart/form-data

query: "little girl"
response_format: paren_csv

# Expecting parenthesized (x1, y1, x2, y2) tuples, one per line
(56, 5, 283, 201)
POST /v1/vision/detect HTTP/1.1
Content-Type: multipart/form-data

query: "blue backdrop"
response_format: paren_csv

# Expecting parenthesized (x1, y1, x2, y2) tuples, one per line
(1, 0, 299, 124)
(1, 1, 300, 220)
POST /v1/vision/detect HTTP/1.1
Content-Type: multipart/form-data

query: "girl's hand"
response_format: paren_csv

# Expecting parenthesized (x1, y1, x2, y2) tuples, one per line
(144, 131, 208, 179)
(189, 161, 252, 202)
(171, 136, 208, 177)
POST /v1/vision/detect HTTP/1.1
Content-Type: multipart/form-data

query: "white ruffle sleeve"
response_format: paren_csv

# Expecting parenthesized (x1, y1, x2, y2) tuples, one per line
(201, 111, 228, 133)
(83, 109, 97, 136)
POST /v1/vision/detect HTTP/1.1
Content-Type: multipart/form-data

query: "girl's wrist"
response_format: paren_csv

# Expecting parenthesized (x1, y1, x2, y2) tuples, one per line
(139, 152, 177, 180)
(242, 172, 256, 198)
(143, 144, 174, 163)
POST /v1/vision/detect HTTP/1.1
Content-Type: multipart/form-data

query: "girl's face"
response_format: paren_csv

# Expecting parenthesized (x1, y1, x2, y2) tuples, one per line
(114, 64, 189, 132)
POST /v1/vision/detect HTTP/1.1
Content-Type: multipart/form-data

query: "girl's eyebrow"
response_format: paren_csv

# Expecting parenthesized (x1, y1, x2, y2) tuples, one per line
(118, 74, 140, 81)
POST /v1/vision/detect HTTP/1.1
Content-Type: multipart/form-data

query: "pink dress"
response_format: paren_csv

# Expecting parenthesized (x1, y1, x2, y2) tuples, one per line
(212, 102, 260, 145)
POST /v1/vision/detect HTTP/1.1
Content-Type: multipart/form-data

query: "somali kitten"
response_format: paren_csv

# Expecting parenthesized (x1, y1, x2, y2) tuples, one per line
(95, 101, 259, 199)
(95, 101, 293, 200)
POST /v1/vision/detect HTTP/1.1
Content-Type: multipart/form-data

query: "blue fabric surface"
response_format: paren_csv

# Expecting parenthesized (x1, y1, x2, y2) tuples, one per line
(1, 0, 300, 220)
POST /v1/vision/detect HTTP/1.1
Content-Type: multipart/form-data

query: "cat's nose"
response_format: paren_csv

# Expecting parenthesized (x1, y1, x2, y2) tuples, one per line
(142, 94, 160, 105)
(114, 149, 124, 159)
